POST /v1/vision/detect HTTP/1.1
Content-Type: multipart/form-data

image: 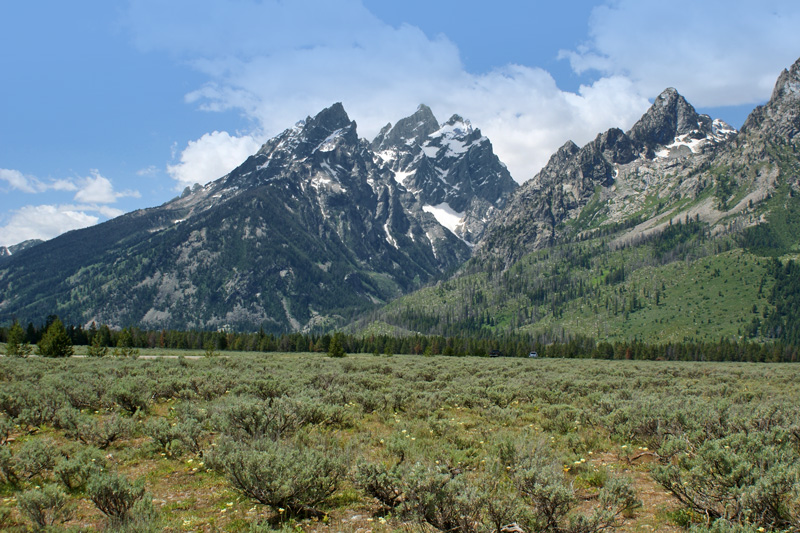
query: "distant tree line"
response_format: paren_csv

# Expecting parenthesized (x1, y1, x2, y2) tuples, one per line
(1, 315, 798, 362)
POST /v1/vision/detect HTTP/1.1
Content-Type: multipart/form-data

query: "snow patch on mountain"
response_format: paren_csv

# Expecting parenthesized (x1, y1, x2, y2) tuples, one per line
(384, 222, 398, 248)
(423, 203, 464, 235)
(393, 170, 414, 185)
(316, 128, 347, 152)
(655, 120, 737, 159)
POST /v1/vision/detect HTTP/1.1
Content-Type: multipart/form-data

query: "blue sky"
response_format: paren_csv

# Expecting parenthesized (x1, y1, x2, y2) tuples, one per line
(2, 1, 800, 247)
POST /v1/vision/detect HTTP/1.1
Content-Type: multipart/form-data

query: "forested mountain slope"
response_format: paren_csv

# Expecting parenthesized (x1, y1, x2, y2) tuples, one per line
(358, 57, 800, 345)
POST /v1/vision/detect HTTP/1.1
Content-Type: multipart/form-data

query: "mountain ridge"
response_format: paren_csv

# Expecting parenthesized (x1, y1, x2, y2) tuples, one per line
(0, 103, 513, 332)
(359, 57, 800, 345)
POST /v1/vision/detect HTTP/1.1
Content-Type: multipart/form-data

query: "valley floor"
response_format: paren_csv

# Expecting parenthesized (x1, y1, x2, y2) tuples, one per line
(0, 352, 797, 532)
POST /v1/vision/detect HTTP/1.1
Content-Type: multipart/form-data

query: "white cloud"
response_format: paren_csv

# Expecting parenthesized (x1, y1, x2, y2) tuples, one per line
(51, 179, 79, 192)
(0, 169, 139, 246)
(167, 131, 262, 188)
(73, 170, 140, 204)
(561, 0, 800, 107)
(0, 205, 99, 247)
(125, 0, 651, 182)
(0, 168, 78, 194)
(125, 0, 800, 183)
(137, 165, 159, 177)
(0, 168, 41, 193)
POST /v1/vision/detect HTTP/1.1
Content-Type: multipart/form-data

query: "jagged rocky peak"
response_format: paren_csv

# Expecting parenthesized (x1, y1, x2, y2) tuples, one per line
(437, 114, 476, 137)
(771, 56, 800, 102)
(741, 57, 800, 139)
(295, 102, 358, 153)
(595, 127, 637, 165)
(368, 104, 517, 244)
(628, 87, 736, 159)
(372, 104, 439, 152)
(256, 102, 358, 160)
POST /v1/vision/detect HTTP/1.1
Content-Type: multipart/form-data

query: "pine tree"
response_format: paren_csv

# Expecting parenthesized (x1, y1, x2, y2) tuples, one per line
(113, 328, 139, 357)
(87, 333, 108, 357)
(36, 318, 74, 358)
(327, 333, 346, 358)
(4, 320, 32, 357)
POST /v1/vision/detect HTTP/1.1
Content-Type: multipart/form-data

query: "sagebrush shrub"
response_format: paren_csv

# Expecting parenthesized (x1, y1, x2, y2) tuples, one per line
(108, 378, 152, 415)
(653, 430, 799, 530)
(17, 484, 75, 530)
(208, 436, 346, 516)
(403, 462, 485, 533)
(14, 438, 58, 480)
(88, 470, 147, 524)
(354, 461, 405, 510)
(54, 446, 105, 491)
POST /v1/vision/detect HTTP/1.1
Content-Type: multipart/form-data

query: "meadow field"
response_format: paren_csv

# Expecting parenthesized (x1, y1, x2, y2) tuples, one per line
(0, 352, 797, 532)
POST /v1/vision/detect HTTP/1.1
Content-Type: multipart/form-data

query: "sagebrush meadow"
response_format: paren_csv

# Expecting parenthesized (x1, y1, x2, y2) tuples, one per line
(0, 352, 797, 532)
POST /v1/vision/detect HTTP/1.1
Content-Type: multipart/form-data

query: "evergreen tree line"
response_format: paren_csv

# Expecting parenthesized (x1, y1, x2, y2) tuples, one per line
(2, 316, 799, 362)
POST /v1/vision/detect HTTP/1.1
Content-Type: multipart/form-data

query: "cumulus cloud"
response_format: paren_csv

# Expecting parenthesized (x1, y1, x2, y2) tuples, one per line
(0, 170, 139, 246)
(73, 170, 140, 204)
(125, 0, 800, 182)
(561, 0, 800, 107)
(167, 131, 262, 188)
(0, 205, 99, 247)
(125, 0, 651, 181)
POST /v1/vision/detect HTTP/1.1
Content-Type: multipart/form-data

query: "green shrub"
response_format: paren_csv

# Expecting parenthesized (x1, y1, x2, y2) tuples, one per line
(14, 438, 58, 480)
(145, 416, 203, 455)
(211, 395, 334, 441)
(16, 386, 67, 429)
(0, 417, 13, 445)
(208, 436, 346, 516)
(58, 409, 133, 449)
(17, 483, 75, 530)
(354, 461, 405, 510)
(88, 470, 147, 524)
(54, 446, 105, 491)
(652, 430, 799, 530)
(512, 440, 640, 533)
(403, 462, 485, 533)
(0, 445, 18, 484)
(108, 378, 152, 415)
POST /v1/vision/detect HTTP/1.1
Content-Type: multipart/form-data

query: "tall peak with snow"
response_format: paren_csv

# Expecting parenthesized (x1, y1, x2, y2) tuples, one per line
(372, 105, 517, 244)
(371, 104, 439, 152)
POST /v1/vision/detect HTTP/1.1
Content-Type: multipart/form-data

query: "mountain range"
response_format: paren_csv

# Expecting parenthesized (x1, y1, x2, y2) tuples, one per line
(0, 103, 515, 332)
(362, 57, 800, 344)
(1, 56, 799, 343)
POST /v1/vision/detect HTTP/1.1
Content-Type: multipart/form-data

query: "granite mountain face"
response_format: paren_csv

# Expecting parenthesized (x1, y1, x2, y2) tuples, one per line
(479, 56, 800, 267)
(372, 104, 518, 244)
(478, 87, 740, 265)
(0, 103, 514, 332)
